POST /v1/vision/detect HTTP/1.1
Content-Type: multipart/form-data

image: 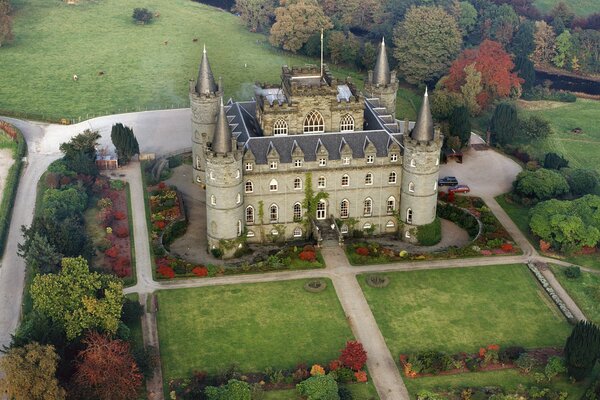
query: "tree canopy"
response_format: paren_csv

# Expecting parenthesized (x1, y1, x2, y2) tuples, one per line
(393, 6, 462, 85)
(205, 379, 252, 400)
(59, 130, 100, 176)
(110, 123, 139, 165)
(489, 102, 519, 145)
(30, 257, 124, 340)
(514, 168, 570, 202)
(296, 374, 339, 400)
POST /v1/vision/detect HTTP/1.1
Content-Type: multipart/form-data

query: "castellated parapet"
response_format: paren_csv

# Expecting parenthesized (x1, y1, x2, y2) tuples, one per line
(363, 69, 399, 119)
(190, 79, 223, 186)
(400, 129, 443, 243)
(204, 141, 244, 258)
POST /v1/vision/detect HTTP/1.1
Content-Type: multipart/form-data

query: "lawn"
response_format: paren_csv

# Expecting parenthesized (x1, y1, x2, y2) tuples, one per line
(263, 383, 379, 399)
(2, 0, 418, 122)
(533, 0, 599, 16)
(496, 194, 600, 270)
(551, 265, 600, 324)
(156, 279, 353, 381)
(517, 99, 600, 175)
(359, 265, 572, 357)
(404, 369, 592, 399)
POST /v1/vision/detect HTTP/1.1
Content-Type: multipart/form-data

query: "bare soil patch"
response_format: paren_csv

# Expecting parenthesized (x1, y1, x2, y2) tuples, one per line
(516, 99, 569, 111)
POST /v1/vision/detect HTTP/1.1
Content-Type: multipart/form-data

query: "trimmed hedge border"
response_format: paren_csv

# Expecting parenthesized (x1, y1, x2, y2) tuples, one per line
(527, 263, 575, 321)
(0, 121, 27, 255)
(365, 274, 390, 288)
(303, 279, 327, 293)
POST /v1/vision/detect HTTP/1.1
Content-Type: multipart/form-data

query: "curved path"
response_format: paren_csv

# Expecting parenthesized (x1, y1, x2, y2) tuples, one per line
(0, 117, 589, 400)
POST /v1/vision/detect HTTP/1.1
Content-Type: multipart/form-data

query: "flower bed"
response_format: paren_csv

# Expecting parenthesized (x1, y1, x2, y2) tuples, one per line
(528, 263, 575, 321)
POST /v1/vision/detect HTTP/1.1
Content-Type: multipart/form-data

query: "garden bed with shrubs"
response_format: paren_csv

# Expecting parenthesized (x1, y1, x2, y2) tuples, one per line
(168, 341, 369, 400)
(346, 196, 520, 265)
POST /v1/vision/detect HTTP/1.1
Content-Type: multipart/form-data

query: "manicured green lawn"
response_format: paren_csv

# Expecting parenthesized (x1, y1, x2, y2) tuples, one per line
(360, 265, 572, 357)
(263, 383, 379, 399)
(404, 369, 591, 399)
(517, 99, 600, 175)
(496, 194, 600, 270)
(534, 0, 598, 15)
(3, 0, 418, 122)
(156, 279, 353, 381)
(551, 265, 600, 324)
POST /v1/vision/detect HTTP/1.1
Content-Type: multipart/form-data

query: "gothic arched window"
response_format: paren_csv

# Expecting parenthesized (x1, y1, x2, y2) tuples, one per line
(294, 177, 302, 190)
(340, 199, 349, 219)
(273, 119, 288, 135)
(270, 204, 279, 223)
(388, 171, 397, 184)
(408, 181, 415, 192)
(293, 203, 302, 221)
(341, 174, 349, 187)
(269, 179, 278, 191)
(246, 206, 254, 224)
(340, 114, 355, 132)
(406, 208, 413, 223)
(363, 198, 373, 216)
(293, 227, 303, 237)
(387, 196, 396, 214)
(245, 181, 253, 193)
(303, 110, 325, 133)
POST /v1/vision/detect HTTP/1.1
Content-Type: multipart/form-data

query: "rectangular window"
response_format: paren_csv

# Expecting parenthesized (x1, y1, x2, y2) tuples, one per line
(390, 154, 398, 162)
(294, 159, 303, 167)
(319, 158, 327, 167)
(269, 161, 277, 170)
(366, 155, 374, 164)
(245, 162, 253, 171)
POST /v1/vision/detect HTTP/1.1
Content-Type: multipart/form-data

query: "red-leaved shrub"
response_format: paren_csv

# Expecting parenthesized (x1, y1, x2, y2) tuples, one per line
(329, 359, 342, 371)
(340, 341, 367, 371)
(105, 246, 118, 258)
(299, 250, 316, 262)
(192, 266, 208, 277)
(153, 221, 166, 230)
(500, 243, 513, 252)
(158, 182, 166, 190)
(355, 247, 369, 257)
(157, 265, 175, 279)
(114, 211, 126, 221)
(115, 227, 129, 238)
(539, 240, 551, 252)
(354, 370, 368, 383)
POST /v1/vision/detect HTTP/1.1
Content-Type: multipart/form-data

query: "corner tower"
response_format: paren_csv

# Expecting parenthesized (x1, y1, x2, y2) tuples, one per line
(205, 100, 244, 258)
(190, 45, 223, 186)
(364, 38, 399, 119)
(400, 88, 443, 243)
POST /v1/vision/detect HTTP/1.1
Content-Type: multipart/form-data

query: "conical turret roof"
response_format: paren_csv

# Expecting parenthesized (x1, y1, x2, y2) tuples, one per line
(195, 45, 218, 95)
(372, 37, 391, 86)
(212, 99, 232, 154)
(410, 87, 434, 142)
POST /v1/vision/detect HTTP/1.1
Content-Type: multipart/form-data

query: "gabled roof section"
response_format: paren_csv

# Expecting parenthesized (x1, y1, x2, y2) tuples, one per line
(339, 137, 352, 154)
(364, 137, 376, 154)
(266, 141, 279, 159)
(291, 140, 304, 157)
(315, 139, 329, 156)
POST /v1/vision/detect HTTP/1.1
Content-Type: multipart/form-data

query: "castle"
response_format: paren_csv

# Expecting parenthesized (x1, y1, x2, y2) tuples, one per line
(189, 40, 443, 258)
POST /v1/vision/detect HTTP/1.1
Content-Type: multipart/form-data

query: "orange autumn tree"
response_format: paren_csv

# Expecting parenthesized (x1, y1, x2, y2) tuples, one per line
(73, 332, 142, 400)
(444, 40, 523, 109)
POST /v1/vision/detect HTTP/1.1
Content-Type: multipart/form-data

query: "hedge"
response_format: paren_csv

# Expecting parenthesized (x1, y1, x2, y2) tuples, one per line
(416, 217, 442, 246)
(0, 122, 28, 254)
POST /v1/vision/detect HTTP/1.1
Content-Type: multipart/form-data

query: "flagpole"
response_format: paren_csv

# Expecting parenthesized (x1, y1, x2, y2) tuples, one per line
(320, 28, 324, 79)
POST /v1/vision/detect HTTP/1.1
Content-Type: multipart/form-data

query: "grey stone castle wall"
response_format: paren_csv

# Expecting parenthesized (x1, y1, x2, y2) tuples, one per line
(363, 71, 399, 119)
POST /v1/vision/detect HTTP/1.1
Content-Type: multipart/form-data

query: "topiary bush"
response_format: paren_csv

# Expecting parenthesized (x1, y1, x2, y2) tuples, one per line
(416, 217, 442, 246)
(365, 274, 390, 288)
(304, 279, 327, 293)
(564, 266, 581, 279)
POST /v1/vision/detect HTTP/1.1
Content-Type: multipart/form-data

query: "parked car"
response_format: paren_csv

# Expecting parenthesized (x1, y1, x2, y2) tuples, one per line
(438, 176, 458, 186)
(448, 184, 470, 193)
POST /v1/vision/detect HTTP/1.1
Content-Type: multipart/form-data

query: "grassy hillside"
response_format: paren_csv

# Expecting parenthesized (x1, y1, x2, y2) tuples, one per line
(534, 0, 599, 16)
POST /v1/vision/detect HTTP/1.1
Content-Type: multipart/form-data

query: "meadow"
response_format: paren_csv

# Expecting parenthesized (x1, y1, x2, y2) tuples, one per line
(533, 0, 599, 16)
(2, 0, 420, 122)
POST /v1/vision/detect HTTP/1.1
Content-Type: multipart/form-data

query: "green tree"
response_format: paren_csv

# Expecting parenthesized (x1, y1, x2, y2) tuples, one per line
(0, 342, 66, 400)
(28, 214, 91, 258)
(41, 187, 88, 220)
(451, 0, 477, 37)
(30, 257, 124, 340)
(489, 102, 518, 145)
(110, 123, 139, 165)
(532, 21, 556, 65)
(234, 0, 276, 32)
(393, 6, 462, 84)
(430, 86, 463, 120)
(296, 374, 339, 400)
(302, 173, 329, 237)
(515, 55, 536, 91)
(269, 0, 333, 53)
(0, 0, 13, 47)
(449, 106, 471, 146)
(460, 63, 482, 115)
(59, 129, 101, 176)
(544, 152, 569, 170)
(360, 41, 378, 71)
(205, 379, 251, 400)
(511, 20, 535, 58)
(553, 30, 573, 69)
(563, 168, 599, 196)
(564, 321, 600, 380)
(17, 229, 62, 274)
(514, 168, 569, 201)
(519, 115, 552, 139)
(550, 2, 575, 29)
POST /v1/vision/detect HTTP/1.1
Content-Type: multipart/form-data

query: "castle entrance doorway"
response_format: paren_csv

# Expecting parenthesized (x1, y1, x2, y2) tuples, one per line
(316, 200, 327, 220)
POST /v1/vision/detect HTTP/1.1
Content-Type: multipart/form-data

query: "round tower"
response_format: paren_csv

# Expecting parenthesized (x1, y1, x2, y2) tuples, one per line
(190, 45, 223, 186)
(205, 100, 245, 258)
(363, 38, 399, 119)
(400, 88, 443, 243)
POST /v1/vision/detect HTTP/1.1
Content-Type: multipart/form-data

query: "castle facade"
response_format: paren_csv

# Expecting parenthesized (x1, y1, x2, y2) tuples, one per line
(189, 41, 443, 258)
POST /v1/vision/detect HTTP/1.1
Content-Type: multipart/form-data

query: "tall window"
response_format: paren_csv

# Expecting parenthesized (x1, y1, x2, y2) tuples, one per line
(245, 181, 253, 193)
(340, 114, 355, 132)
(246, 206, 254, 224)
(365, 173, 373, 185)
(408, 181, 415, 192)
(303, 110, 325, 133)
(294, 177, 302, 190)
(340, 199, 349, 219)
(387, 196, 396, 214)
(363, 198, 372, 216)
(406, 208, 413, 223)
(434, 180, 438, 191)
(236, 193, 241, 204)
(269, 179, 278, 191)
(341, 174, 349, 187)
(270, 204, 278, 223)
(273, 119, 288, 135)
(293, 203, 302, 221)
(210, 195, 216, 205)
(318, 176, 326, 188)
(388, 171, 397, 184)
(237, 220, 242, 236)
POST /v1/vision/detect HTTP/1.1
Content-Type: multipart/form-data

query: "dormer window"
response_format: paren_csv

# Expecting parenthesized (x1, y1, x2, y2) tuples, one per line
(366, 155, 374, 164)
(390, 154, 398, 162)
(245, 162, 253, 171)
(342, 156, 351, 165)
(269, 161, 278, 170)
(319, 158, 327, 167)
(294, 159, 303, 167)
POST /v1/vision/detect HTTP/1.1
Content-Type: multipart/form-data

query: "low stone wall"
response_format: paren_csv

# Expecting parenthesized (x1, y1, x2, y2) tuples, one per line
(527, 262, 575, 321)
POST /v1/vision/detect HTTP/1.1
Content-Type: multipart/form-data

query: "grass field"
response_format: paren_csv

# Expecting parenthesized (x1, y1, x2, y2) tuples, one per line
(263, 383, 379, 399)
(533, 0, 599, 16)
(2, 0, 420, 121)
(496, 194, 600, 270)
(156, 279, 353, 382)
(404, 368, 592, 399)
(360, 265, 572, 357)
(551, 265, 600, 324)
(517, 99, 600, 174)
